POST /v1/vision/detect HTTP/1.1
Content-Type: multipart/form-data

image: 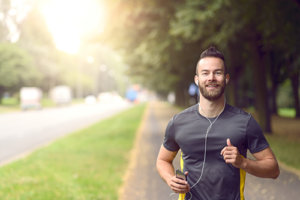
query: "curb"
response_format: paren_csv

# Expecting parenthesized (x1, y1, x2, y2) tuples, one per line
(118, 103, 150, 200)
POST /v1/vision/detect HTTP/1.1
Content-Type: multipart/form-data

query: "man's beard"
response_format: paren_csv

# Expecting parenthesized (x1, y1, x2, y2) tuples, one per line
(199, 80, 226, 101)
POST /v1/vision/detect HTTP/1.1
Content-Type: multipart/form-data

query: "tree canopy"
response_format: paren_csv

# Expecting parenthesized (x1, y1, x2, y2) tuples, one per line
(0, 0, 299, 133)
(0, 43, 40, 100)
(102, 0, 300, 132)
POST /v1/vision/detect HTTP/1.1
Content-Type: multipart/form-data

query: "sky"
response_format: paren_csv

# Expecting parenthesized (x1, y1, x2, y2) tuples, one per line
(9, 0, 107, 54)
(40, 0, 107, 54)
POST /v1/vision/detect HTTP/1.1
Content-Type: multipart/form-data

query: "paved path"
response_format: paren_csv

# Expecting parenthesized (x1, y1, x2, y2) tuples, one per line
(119, 101, 300, 200)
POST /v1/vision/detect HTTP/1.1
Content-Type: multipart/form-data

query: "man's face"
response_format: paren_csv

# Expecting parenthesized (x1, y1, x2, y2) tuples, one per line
(195, 57, 227, 101)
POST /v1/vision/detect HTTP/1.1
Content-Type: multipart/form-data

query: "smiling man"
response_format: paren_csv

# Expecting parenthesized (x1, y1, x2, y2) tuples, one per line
(156, 46, 280, 200)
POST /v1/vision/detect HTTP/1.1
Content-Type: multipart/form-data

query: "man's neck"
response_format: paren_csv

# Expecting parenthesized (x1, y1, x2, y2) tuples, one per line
(198, 96, 226, 118)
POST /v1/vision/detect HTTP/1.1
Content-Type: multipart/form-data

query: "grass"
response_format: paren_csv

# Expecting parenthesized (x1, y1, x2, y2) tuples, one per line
(0, 106, 19, 113)
(265, 134, 300, 170)
(243, 107, 300, 170)
(0, 103, 147, 200)
(278, 107, 296, 118)
(268, 114, 300, 171)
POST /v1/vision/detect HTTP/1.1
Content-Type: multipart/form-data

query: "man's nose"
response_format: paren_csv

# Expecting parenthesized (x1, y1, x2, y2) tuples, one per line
(208, 73, 216, 81)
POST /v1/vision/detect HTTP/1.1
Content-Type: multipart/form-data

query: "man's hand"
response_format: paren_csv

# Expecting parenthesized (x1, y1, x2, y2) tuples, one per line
(221, 138, 246, 169)
(168, 171, 190, 194)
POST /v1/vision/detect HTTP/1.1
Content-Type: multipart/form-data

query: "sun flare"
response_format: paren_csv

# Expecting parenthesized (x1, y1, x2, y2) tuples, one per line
(40, 0, 106, 54)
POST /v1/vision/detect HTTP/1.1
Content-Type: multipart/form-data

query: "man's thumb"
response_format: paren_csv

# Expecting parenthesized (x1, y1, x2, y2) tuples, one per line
(227, 138, 232, 146)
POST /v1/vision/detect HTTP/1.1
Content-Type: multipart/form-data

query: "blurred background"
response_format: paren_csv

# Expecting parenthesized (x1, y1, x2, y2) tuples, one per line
(0, 0, 299, 134)
(0, 1, 300, 199)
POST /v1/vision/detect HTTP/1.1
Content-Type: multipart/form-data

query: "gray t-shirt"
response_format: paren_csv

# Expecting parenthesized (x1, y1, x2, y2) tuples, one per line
(163, 104, 269, 200)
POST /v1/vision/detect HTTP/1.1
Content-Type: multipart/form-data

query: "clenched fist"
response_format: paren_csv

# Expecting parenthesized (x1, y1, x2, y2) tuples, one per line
(221, 138, 246, 169)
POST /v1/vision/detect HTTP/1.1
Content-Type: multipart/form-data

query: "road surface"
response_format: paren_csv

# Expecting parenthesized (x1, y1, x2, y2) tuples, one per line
(0, 101, 131, 166)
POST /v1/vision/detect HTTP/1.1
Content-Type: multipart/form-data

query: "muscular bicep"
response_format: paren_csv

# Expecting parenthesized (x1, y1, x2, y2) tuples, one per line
(248, 147, 280, 178)
(252, 147, 277, 161)
(157, 145, 178, 164)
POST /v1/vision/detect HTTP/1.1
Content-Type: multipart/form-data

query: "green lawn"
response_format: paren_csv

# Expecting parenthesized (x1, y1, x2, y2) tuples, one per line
(266, 134, 300, 171)
(278, 108, 296, 118)
(0, 103, 146, 200)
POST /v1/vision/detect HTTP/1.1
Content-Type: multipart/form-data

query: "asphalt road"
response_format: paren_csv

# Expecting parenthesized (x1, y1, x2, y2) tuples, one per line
(0, 101, 131, 166)
(119, 101, 300, 200)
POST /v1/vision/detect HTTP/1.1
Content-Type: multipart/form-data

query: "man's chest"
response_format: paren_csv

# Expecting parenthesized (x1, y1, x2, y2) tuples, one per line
(174, 119, 248, 157)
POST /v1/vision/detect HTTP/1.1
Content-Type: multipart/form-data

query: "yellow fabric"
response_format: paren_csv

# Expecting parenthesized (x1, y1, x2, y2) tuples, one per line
(178, 152, 186, 200)
(240, 168, 246, 200)
(180, 152, 184, 170)
(178, 152, 246, 200)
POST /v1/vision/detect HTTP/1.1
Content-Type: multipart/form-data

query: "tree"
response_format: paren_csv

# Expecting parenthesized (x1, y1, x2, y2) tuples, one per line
(169, 0, 300, 131)
(0, 43, 40, 102)
(102, 0, 300, 128)
(103, 0, 203, 106)
(17, 7, 60, 92)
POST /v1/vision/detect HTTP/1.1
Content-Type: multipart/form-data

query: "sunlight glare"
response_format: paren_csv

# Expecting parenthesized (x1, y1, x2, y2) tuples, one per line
(41, 0, 106, 54)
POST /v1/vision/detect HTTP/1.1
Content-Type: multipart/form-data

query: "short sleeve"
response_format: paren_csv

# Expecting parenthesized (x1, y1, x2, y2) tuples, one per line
(246, 115, 269, 153)
(163, 117, 180, 152)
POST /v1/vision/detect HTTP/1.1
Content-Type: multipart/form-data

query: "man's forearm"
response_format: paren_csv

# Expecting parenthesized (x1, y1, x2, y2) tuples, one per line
(156, 159, 175, 186)
(242, 157, 280, 179)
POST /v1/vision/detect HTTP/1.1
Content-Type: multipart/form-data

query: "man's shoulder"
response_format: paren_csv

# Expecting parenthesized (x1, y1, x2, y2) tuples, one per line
(225, 104, 251, 118)
(172, 104, 198, 121)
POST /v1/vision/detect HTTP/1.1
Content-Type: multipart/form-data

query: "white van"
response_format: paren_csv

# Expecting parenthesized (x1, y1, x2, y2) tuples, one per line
(20, 87, 43, 110)
(50, 85, 72, 105)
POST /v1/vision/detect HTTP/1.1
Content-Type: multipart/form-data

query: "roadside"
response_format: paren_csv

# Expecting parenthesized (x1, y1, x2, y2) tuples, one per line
(119, 101, 300, 200)
(119, 101, 179, 200)
(0, 103, 144, 200)
(0, 101, 131, 166)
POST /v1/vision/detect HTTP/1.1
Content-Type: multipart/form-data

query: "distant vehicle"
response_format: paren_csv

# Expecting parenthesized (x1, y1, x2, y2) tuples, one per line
(84, 95, 97, 104)
(126, 88, 138, 102)
(20, 87, 43, 110)
(98, 92, 124, 103)
(50, 86, 72, 106)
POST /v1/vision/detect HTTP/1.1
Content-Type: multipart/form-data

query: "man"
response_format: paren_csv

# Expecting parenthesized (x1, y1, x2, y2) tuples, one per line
(156, 46, 280, 200)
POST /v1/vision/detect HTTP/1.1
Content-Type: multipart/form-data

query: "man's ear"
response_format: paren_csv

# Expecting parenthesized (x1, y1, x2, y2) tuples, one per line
(225, 74, 230, 84)
(194, 75, 199, 85)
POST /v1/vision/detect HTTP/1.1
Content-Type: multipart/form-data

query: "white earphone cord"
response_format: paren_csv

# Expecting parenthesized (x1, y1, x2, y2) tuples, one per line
(186, 102, 225, 200)
(169, 102, 225, 200)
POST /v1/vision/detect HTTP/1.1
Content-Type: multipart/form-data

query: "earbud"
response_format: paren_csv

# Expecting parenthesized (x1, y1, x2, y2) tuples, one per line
(196, 82, 198, 86)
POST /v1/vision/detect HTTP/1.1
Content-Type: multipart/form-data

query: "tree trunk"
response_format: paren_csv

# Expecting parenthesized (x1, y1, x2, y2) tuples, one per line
(270, 82, 278, 115)
(175, 81, 189, 107)
(248, 35, 272, 133)
(0, 87, 4, 104)
(226, 78, 238, 107)
(290, 70, 300, 117)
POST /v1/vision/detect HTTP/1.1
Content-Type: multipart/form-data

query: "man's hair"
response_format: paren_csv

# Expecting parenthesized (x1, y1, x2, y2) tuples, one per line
(196, 46, 227, 74)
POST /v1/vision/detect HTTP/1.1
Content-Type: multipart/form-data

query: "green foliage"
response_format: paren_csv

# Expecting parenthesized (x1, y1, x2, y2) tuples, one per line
(0, 43, 40, 92)
(17, 8, 61, 92)
(0, 0, 16, 42)
(103, 0, 300, 121)
(0, 103, 146, 200)
(1, 97, 18, 106)
(104, 1, 184, 96)
(277, 80, 294, 108)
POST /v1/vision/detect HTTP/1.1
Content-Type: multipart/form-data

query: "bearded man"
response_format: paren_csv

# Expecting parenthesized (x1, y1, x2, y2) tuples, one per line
(156, 46, 280, 200)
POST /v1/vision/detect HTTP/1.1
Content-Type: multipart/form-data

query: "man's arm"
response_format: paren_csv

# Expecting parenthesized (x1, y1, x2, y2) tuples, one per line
(221, 139, 280, 179)
(156, 145, 190, 193)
